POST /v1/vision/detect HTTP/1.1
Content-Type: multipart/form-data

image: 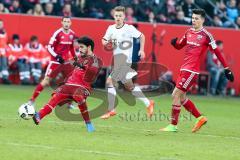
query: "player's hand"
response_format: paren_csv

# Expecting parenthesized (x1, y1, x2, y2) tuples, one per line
(171, 37, 178, 47)
(139, 50, 145, 59)
(55, 55, 64, 64)
(224, 67, 234, 82)
(73, 61, 85, 69)
(73, 56, 78, 62)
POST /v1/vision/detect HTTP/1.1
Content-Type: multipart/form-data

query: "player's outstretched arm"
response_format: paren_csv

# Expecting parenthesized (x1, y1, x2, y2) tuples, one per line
(211, 47, 234, 82)
(139, 34, 145, 59)
(170, 37, 186, 50)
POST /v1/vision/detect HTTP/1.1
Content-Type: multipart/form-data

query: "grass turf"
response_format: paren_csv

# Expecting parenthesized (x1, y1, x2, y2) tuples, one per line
(0, 84, 239, 160)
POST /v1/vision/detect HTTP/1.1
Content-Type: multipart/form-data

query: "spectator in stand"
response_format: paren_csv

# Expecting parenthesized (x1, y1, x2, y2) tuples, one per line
(181, 0, 197, 18)
(131, 0, 147, 21)
(0, 19, 11, 84)
(27, 3, 45, 16)
(213, 15, 223, 27)
(9, 0, 22, 13)
(0, 2, 9, 13)
(147, 11, 156, 24)
(24, 35, 45, 84)
(125, 6, 137, 23)
(235, 16, 240, 28)
(95, 0, 117, 19)
(21, 0, 39, 13)
(44, 2, 55, 15)
(156, 13, 168, 23)
(223, 0, 239, 27)
(59, 3, 73, 17)
(148, 0, 165, 16)
(214, 0, 227, 22)
(7, 34, 31, 84)
(172, 10, 190, 25)
(1, 0, 12, 8)
(33, 3, 45, 16)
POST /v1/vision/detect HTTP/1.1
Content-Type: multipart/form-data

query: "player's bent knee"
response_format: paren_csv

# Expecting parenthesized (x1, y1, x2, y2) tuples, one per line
(41, 77, 51, 87)
(124, 85, 134, 92)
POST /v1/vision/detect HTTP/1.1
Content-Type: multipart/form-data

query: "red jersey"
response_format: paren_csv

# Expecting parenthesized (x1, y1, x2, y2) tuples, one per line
(174, 27, 227, 73)
(47, 28, 75, 61)
(66, 54, 103, 91)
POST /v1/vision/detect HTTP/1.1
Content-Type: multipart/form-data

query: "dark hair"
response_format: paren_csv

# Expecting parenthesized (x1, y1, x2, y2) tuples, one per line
(192, 9, 206, 18)
(114, 6, 125, 13)
(216, 40, 223, 45)
(62, 16, 71, 21)
(12, 34, 20, 40)
(30, 35, 38, 41)
(78, 36, 94, 51)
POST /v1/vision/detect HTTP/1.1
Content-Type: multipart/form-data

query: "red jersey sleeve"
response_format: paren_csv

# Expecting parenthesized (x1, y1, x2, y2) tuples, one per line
(174, 30, 187, 50)
(206, 32, 228, 68)
(47, 29, 61, 57)
(83, 56, 103, 83)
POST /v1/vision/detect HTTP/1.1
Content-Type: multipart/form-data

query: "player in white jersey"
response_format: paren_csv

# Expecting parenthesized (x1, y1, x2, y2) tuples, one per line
(100, 6, 154, 119)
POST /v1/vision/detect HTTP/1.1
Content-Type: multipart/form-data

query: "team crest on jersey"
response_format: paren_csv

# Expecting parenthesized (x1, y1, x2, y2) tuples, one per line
(61, 36, 64, 39)
(182, 78, 186, 82)
(69, 35, 74, 40)
(197, 35, 203, 40)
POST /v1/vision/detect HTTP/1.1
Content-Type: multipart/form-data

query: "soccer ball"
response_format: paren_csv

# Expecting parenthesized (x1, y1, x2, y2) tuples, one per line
(18, 103, 35, 120)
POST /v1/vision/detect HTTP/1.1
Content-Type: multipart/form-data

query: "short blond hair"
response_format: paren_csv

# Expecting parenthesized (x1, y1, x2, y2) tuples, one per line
(114, 6, 125, 13)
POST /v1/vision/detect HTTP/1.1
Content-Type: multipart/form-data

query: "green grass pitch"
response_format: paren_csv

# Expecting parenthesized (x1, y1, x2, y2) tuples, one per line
(0, 85, 239, 160)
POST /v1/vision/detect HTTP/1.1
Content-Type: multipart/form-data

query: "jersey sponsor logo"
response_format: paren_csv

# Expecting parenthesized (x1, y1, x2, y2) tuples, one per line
(197, 35, 203, 40)
(69, 35, 74, 40)
(187, 41, 200, 46)
(60, 41, 72, 44)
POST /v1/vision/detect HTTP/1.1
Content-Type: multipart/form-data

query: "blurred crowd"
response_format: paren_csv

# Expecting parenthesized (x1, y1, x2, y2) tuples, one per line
(0, 0, 240, 29)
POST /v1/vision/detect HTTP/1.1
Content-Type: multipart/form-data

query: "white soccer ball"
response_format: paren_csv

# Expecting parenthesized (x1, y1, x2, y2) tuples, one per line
(18, 103, 35, 120)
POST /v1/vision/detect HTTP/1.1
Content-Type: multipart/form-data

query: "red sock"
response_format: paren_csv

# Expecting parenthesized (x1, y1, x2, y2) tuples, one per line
(39, 94, 67, 120)
(31, 84, 44, 101)
(39, 104, 54, 119)
(78, 103, 90, 123)
(181, 99, 201, 118)
(171, 105, 181, 125)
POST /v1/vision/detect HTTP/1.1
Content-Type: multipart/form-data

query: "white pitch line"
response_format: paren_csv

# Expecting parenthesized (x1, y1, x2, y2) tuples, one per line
(0, 141, 142, 158)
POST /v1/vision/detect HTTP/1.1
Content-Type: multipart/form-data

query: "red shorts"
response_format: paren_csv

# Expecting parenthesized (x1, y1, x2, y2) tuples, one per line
(45, 61, 74, 79)
(176, 71, 198, 92)
(53, 84, 90, 104)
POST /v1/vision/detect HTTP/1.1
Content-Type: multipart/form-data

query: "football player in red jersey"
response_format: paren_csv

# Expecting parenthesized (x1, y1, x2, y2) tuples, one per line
(28, 16, 76, 105)
(32, 36, 102, 132)
(160, 9, 234, 133)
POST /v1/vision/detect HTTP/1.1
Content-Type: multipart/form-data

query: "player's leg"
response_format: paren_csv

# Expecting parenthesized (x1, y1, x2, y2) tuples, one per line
(124, 80, 155, 118)
(33, 93, 69, 125)
(160, 87, 183, 132)
(100, 76, 117, 119)
(29, 76, 50, 104)
(180, 94, 207, 133)
(75, 97, 95, 132)
(160, 71, 194, 132)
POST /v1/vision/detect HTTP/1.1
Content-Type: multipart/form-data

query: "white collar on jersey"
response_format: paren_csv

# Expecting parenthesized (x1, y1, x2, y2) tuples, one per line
(190, 27, 204, 33)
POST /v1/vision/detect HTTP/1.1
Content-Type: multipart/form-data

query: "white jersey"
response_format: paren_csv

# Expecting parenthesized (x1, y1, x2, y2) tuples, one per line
(103, 23, 141, 63)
